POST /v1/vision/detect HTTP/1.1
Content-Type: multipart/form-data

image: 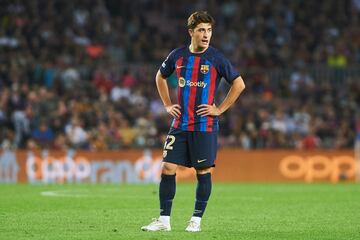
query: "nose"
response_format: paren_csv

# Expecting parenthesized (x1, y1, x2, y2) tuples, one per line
(204, 30, 211, 38)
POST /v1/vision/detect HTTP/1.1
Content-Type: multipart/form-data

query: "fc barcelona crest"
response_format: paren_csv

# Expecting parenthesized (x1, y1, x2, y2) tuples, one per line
(200, 65, 209, 74)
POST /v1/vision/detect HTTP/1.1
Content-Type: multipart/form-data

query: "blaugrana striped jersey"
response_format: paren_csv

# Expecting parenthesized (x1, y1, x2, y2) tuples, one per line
(160, 46, 240, 132)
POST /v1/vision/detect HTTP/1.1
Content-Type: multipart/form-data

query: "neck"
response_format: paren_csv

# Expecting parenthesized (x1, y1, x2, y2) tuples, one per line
(189, 43, 208, 53)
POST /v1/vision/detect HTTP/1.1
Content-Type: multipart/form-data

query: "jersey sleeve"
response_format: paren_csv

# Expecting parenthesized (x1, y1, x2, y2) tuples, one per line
(219, 55, 241, 84)
(159, 49, 177, 78)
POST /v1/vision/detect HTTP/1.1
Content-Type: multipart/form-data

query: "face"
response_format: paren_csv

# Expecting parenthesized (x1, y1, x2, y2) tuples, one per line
(189, 23, 212, 51)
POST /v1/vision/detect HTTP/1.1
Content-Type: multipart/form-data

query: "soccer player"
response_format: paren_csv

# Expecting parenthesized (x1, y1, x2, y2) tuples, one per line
(141, 11, 245, 232)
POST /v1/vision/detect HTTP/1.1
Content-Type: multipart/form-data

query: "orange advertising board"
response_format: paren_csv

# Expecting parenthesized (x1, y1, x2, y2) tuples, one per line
(0, 149, 357, 183)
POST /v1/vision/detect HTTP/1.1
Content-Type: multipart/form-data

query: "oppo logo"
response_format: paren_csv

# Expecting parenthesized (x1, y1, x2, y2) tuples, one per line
(279, 155, 357, 182)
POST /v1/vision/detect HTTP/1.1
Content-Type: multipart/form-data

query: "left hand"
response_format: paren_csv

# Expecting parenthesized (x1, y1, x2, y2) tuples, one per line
(196, 104, 222, 117)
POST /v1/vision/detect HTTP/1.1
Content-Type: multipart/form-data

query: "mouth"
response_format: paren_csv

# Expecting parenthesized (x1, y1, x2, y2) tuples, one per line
(201, 39, 209, 44)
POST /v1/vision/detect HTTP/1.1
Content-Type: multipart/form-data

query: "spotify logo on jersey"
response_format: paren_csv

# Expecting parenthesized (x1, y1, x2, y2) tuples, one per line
(179, 77, 186, 87)
(178, 77, 207, 88)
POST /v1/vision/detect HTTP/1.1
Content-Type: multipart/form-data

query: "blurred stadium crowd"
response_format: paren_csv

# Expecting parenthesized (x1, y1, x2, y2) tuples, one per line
(0, 0, 359, 150)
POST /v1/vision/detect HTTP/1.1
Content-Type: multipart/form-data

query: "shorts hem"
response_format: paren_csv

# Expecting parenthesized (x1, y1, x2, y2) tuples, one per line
(163, 159, 192, 168)
(163, 159, 215, 169)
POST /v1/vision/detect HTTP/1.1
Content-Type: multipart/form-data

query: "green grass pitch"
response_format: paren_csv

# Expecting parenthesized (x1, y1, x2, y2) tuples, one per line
(0, 183, 360, 240)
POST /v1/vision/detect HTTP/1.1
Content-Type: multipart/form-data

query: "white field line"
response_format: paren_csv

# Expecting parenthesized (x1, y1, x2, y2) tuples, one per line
(40, 189, 156, 199)
(40, 190, 90, 198)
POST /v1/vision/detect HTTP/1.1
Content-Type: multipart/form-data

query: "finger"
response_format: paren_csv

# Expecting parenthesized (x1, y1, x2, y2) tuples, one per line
(173, 104, 181, 109)
(199, 108, 215, 116)
(171, 111, 179, 118)
(197, 104, 210, 108)
(199, 112, 210, 117)
(196, 107, 209, 113)
(196, 110, 208, 116)
(196, 106, 209, 112)
(196, 109, 204, 114)
(173, 108, 181, 116)
(197, 109, 208, 115)
(172, 109, 180, 117)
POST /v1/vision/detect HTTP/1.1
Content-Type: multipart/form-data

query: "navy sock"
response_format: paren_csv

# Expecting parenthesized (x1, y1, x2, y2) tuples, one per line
(159, 174, 176, 216)
(193, 173, 212, 218)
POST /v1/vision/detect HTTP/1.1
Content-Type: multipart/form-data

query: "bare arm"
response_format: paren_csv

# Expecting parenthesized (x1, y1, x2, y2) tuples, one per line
(155, 70, 181, 118)
(196, 76, 245, 116)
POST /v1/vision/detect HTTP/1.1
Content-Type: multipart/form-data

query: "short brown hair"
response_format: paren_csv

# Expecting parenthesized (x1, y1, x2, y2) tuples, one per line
(187, 11, 215, 30)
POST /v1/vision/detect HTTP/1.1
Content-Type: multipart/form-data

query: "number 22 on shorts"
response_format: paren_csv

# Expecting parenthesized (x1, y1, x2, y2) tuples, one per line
(164, 135, 176, 150)
(163, 135, 175, 158)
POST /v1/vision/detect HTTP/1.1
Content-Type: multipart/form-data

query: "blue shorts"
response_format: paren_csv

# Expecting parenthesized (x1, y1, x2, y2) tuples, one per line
(162, 128, 218, 169)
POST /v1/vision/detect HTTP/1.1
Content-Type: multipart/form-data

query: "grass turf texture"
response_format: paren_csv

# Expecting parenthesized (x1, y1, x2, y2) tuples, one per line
(0, 183, 359, 240)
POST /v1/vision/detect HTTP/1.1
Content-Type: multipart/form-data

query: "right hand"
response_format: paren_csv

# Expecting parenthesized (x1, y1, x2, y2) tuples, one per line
(165, 104, 181, 118)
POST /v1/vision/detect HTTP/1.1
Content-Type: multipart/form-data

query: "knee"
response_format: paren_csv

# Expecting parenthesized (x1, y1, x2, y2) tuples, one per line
(196, 167, 212, 175)
(162, 162, 178, 175)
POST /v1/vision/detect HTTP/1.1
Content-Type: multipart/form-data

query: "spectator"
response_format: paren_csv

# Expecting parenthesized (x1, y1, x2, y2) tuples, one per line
(0, 0, 358, 150)
(65, 117, 89, 149)
(31, 120, 55, 149)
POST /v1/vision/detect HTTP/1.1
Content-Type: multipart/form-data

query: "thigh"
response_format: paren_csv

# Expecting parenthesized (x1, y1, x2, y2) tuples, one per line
(163, 128, 191, 168)
(188, 131, 218, 169)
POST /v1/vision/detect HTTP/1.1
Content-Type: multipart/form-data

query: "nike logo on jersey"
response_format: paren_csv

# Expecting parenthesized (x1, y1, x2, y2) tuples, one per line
(197, 159, 207, 163)
(176, 65, 186, 69)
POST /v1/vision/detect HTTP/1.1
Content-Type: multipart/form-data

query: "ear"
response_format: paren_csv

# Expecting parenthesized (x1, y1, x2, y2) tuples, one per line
(188, 29, 193, 37)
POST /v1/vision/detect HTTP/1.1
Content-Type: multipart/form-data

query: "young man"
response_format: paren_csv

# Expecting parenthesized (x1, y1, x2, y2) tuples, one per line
(141, 11, 245, 232)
